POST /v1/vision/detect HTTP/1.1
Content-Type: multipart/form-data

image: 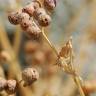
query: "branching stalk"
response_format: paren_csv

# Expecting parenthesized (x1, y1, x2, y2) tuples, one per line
(41, 28, 85, 96)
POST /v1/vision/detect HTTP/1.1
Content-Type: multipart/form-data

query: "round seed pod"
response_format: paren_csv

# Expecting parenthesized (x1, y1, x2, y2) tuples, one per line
(18, 12, 30, 22)
(33, 8, 46, 20)
(5, 80, 17, 95)
(22, 4, 35, 17)
(38, 14, 51, 26)
(20, 19, 32, 30)
(24, 21, 41, 38)
(8, 11, 21, 25)
(0, 77, 7, 91)
(22, 1, 41, 16)
(22, 67, 39, 86)
(44, 0, 56, 11)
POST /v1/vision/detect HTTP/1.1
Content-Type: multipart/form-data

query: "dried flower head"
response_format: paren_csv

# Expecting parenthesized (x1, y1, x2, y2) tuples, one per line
(18, 12, 30, 22)
(5, 80, 17, 95)
(22, 4, 35, 17)
(20, 19, 32, 30)
(8, 11, 21, 25)
(22, 1, 41, 16)
(59, 38, 72, 58)
(38, 13, 51, 26)
(22, 67, 39, 86)
(44, 0, 56, 11)
(0, 77, 7, 91)
(33, 8, 46, 19)
(24, 21, 41, 38)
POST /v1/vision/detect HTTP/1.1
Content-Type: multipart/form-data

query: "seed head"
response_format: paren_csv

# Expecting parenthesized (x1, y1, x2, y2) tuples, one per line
(24, 21, 41, 38)
(22, 1, 41, 16)
(59, 38, 73, 58)
(20, 19, 32, 30)
(18, 12, 30, 22)
(5, 80, 17, 95)
(8, 11, 21, 25)
(0, 77, 7, 91)
(33, 8, 46, 19)
(38, 14, 51, 26)
(22, 67, 39, 86)
(44, 0, 56, 11)
(22, 4, 35, 17)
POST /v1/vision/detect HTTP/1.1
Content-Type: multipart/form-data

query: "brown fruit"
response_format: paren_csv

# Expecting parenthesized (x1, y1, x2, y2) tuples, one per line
(24, 21, 41, 38)
(22, 4, 35, 17)
(38, 14, 51, 26)
(8, 11, 21, 25)
(33, 8, 46, 19)
(22, 1, 41, 16)
(44, 0, 56, 11)
(22, 67, 39, 86)
(20, 19, 32, 30)
(18, 12, 30, 22)
(5, 80, 17, 95)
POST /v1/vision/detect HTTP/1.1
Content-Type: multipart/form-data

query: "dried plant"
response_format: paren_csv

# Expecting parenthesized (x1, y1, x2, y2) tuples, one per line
(0, 0, 96, 96)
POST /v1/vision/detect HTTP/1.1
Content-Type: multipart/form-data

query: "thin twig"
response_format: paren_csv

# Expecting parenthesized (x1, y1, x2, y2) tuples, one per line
(41, 28, 59, 56)
(41, 28, 85, 96)
(13, 26, 21, 55)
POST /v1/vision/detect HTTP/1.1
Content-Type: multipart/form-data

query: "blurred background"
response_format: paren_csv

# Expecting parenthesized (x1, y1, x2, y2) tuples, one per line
(0, 0, 96, 96)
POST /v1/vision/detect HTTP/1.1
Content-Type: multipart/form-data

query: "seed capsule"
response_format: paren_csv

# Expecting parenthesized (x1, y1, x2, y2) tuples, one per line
(5, 80, 17, 95)
(22, 67, 39, 86)
(22, 4, 35, 17)
(8, 11, 21, 25)
(38, 14, 51, 26)
(24, 21, 41, 38)
(22, 1, 41, 16)
(33, 8, 46, 20)
(20, 19, 32, 30)
(18, 12, 30, 22)
(44, 0, 56, 11)
(0, 77, 7, 91)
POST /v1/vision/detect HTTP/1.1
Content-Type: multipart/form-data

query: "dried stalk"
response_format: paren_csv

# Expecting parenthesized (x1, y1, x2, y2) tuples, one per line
(0, 65, 8, 96)
(13, 26, 21, 55)
(41, 28, 85, 96)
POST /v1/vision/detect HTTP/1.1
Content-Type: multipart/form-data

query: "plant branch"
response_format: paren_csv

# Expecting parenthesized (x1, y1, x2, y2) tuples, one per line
(41, 28, 85, 96)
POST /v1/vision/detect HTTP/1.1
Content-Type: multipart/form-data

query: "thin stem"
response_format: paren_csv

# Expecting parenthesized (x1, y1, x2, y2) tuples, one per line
(74, 76, 85, 96)
(41, 28, 85, 96)
(41, 28, 59, 57)
(13, 26, 21, 56)
(70, 40, 85, 96)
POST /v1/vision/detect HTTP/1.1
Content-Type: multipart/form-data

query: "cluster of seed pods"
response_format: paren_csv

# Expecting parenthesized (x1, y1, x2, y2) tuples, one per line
(5, 0, 56, 94)
(8, 0, 56, 38)
(0, 67, 39, 95)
